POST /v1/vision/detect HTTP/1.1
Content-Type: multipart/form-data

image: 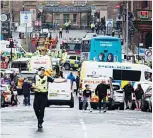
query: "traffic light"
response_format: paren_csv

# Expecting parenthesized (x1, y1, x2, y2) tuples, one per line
(9, 38, 14, 48)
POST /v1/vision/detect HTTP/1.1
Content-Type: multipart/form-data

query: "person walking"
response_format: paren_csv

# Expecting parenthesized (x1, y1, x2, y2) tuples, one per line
(67, 72, 75, 90)
(123, 82, 134, 110)
(59, 27, 63, 38)
(82, 84, 92, 112)
(75, 74, 80, 96)
(22, 78, 32, 106)
(95, 80, 110, 113)
(134, 84, 144, 110)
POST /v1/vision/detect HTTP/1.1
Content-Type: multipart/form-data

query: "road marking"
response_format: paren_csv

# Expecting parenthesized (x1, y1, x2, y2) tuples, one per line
(79, 118, 88, 138)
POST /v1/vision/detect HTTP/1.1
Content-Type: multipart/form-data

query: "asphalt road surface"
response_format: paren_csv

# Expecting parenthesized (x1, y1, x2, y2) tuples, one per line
(1, 93, 152, 138)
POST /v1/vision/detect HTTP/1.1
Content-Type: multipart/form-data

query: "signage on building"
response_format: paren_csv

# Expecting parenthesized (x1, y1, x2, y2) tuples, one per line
(20, 11, 32, 27)
(140, 11, 148, 19)
(30, 9, 36, 21)
(43, 6, 91, 13)
(145, 49, 152, 61)
(0, 14, 7, 22)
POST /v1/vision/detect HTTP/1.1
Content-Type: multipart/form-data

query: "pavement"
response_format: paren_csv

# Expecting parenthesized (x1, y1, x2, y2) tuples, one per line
(1, 94, 152, 138)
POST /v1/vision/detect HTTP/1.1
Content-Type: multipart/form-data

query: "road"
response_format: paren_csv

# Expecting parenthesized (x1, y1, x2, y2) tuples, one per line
(1, 94, 152, 138)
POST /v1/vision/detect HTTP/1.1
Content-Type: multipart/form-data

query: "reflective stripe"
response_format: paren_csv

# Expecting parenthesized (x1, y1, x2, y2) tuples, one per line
(36, 75, 48, 92)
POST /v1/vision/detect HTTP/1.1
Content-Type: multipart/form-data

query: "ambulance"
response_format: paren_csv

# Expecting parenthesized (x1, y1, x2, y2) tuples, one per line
(29, 55, 53, 76)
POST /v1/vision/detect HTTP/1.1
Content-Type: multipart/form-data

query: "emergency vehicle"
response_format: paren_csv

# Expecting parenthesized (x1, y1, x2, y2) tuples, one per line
(79, 76, 114, 110)
(61, 38, 82, 55)
(62, 54, 81, 70)
(80, 61, 152, 88)
(47, 79, 74, 108)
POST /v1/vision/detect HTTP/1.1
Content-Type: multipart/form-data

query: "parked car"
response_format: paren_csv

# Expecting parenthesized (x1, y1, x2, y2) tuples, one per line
(17, 71, 36, 95)
(0, 84, 11, 107)
(113, 83, 124, 110)
(141, 86, 152, 112)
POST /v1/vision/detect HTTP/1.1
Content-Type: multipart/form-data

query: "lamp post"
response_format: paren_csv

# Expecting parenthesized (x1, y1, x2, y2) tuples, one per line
(126, 1, 128, 60)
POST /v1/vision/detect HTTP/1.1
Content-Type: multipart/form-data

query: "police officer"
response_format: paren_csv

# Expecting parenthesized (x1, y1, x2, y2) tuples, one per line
(32, 67, 54, 129)
(32, 67, 66, 130)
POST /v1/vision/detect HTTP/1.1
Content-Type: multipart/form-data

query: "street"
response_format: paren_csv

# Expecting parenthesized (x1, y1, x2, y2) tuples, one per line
(1, 94, 152, 138)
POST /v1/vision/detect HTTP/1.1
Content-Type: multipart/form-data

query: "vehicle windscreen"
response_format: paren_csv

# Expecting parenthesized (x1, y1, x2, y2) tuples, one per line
(12, 62, 28, 71)
(64, 43, 81, 51)
(18, 73, 35, 81)
(145, 72, 152, 81)
(81, 40, 90, 52)
(113, 85, 120, 90)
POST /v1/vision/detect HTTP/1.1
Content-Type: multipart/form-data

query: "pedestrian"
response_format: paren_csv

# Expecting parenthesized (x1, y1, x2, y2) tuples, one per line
(123, 82, 134, 110)
(10, 71, 18, 86)
(82, 84, 92, 112)
(134, 84, 144, 110)
(32, 67, 66, 130)
(10, 81, 18, 106)
(95, 80, 110, 113)
(32, 67, 54, 130)
(22, 78, 32, 106)
(67, 72, 76, 90)
(59, 27, 63, 38)
(75, 74, 80, 96)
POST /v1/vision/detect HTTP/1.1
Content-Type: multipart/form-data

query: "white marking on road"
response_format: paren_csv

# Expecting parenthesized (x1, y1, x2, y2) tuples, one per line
(79, 118, 88, 138)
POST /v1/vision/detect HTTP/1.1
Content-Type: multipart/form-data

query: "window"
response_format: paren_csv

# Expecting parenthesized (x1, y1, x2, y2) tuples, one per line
(73, 14, 77, 24)
(63, 14, 69, 23)
(82, 40, 90, 52)
(73, 0, 87, 6)
(55, 14, 60, 24)
(77, 56, 81, 61)
(145, 71, 152, 81)
(46, 1, 60, 6)
(113, 85, 120, 91)
(69, 56, 76, 60)
(113, 69, 141, 81)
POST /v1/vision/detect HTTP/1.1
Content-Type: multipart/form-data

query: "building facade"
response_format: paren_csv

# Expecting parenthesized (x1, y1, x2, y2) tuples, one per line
(1, 0, 113, 29)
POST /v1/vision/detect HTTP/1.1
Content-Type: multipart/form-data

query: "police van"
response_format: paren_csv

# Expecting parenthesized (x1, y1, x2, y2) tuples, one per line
(8, 58, 30, 71)
(29, 55, 52, 72)
(79, 76, 114, 110)
(47, 79, 74, 108)
(80, 61, 152, 88)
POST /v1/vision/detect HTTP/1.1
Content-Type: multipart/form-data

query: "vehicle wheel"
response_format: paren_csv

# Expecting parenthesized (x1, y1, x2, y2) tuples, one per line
(1, 95, 5, 107)
(131, 101, 136, 110)
(108, 100, 115, 110)
(64, 63, 70, 70)
(92, 106, 97, 110)
(72, 67, 77, 71)
(141, 101, 148, 112)
(119, 103, 124, 110)
(70, 100, 74, 108)
(79, 102, 83, 110)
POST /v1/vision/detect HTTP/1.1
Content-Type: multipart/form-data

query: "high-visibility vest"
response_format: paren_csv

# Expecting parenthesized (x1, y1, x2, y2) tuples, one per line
(35, 75, 48, 93)
(59, 28, 62, 32)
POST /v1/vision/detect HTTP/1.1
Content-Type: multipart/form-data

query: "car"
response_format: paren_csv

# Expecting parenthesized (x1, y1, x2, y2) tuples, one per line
(62, 55, 81, 70)
(141, 86, 152, 112)
(17, 71, 36, 95)
(132, 82, 152, 110)
(47, 79, 74, 108)
(0, 84, 12, 107)
(112, 83, 124, 110)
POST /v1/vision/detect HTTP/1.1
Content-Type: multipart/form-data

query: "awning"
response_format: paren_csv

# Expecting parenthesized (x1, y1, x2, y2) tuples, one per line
(43, 6, 91, 13)
(134, 20, 152, 32)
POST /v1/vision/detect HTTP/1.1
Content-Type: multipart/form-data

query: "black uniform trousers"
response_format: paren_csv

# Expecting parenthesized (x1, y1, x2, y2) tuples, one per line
(33, 92, 47, 124)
